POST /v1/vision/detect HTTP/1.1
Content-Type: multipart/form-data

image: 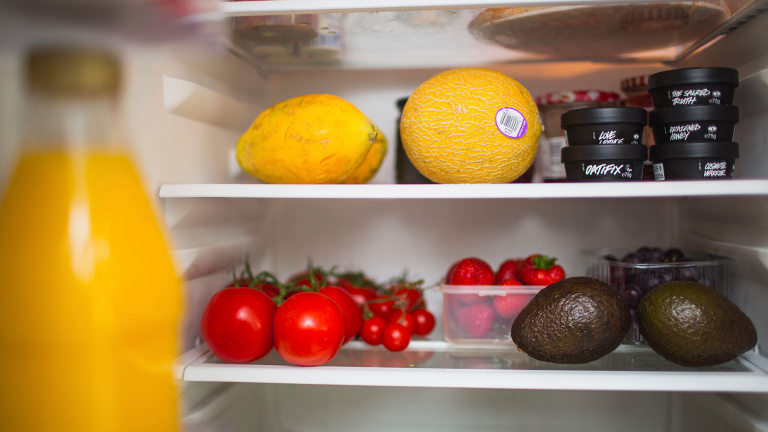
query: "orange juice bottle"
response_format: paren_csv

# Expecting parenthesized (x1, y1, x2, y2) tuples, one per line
(0, 47, 182, 431)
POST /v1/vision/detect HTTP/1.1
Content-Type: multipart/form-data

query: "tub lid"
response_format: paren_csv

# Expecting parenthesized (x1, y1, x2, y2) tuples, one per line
(561, 106, 648, 129)
(649, 105, 739, 125)
(648, 67, 739, 90)
(561, 144, 648, 163)
(536, 90, 620, 106)
(650, 141, 739, 160)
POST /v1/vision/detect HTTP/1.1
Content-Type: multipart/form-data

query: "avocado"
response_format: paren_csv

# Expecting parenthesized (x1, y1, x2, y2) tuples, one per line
(638, 281, 757, 367)
(511, 277, 630, 364)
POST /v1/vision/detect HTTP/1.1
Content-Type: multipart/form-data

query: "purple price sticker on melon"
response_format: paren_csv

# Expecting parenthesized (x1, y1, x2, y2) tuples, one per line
(495, 107, 528, 139)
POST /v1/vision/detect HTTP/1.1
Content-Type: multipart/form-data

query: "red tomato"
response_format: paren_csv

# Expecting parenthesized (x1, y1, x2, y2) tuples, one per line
(393, 286, 424, 310)
(200, 288, 276, 363)
(492, 292, 530, 319)
(368, 295, 395, 318)
(412, 309, 436, 336)
(382, 323, 411, 352)
(495, 258, 523, 284)
(253, 281, 280, 299)
(341, 285, 377, 308)
(288, 268, 327, 289)
(319, 286, 363, 344)
(360, 316, 387, 346)
(387, 309, 416, 334)
(273, 292, 346, 366)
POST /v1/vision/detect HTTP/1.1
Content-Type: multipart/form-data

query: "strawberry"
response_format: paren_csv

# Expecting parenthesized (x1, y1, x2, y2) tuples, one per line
(456, 303, 495, 338)
(492, 291, 529, 319)
(446, 257, 495, 305)
(495, 258, 523, 284)
(519, 254, 566, 286)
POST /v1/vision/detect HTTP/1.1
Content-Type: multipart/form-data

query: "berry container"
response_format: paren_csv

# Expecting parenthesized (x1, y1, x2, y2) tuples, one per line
(561, 106, 648, 146)
(586, 248, 728, 344)
(649, 105, 738, 144)
(561, 144, 647, 181)
(650, 141, 739, 180)
(440, 284, 545, 345)
(648, 67, 739, 108)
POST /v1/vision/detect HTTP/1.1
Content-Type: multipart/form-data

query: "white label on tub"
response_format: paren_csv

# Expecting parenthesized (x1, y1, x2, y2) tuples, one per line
(653, 163, 666, 180)
(584, 163, 628, 177)
(495, 107, 528, 139)
(668, 123, 701, 141)
(597, 130, 624, 145)
(704, 161, 727, 177)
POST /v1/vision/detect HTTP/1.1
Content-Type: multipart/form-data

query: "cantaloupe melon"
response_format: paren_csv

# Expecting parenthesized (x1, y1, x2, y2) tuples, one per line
(400, 68, 541, 183)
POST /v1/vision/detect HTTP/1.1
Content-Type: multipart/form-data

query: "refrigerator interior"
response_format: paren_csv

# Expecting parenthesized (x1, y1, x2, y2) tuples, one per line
(2, 1, 768, 431)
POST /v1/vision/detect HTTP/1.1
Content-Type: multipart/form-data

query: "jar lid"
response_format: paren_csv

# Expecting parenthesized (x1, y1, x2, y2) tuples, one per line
(561, 106, 648, 129)
(396, 96, 409, 111)
(26, 46, 120, 96)
(536, 90, 621, 106)
(561, 144, 648, 163)
(648, 67, 739, 90)
(649, 105, 739, 126)
(621, 75, 650, 93)
(650, 141, 739, 160)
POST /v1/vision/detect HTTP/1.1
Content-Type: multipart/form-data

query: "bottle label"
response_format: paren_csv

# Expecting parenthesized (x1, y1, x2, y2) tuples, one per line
(495, 107, 528, 139)
(653, 163, 666, 180)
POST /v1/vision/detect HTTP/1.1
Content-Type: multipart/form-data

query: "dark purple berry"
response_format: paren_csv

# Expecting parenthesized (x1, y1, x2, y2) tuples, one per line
(622, 252, 643, 264)
(645, 249, 665, 263)
(621, 286, 643, 309)
(664, 248, 685, 262)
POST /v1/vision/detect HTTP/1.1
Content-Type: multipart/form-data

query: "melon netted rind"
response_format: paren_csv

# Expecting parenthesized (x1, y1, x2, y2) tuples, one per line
(236, 94, 377, 184)
(400, 68, 541, 184)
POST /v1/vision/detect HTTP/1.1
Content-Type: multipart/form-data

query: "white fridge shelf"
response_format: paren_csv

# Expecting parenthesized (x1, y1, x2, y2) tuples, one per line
(160, 180, 768, 200)
(178, 341, 768, 393)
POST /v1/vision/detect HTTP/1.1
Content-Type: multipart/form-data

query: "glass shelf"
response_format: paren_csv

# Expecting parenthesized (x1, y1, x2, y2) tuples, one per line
(178, 341, 768, 392)
(215, 0, 767, 71)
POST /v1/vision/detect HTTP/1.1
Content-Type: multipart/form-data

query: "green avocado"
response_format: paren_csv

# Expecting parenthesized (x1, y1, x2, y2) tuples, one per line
(638, 281, 757, 367)
(511, 277, 630, 364)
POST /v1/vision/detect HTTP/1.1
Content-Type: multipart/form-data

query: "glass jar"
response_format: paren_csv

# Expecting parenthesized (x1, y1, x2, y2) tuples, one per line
(535, 90, 621, 182)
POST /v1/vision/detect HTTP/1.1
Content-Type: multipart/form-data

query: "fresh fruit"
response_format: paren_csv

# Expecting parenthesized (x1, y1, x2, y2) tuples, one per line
(412, 309, 436, 336)
(492, 291, 529, 319)
(273, 291, 346, 366)
(519, 254, 566, 286)
(319, 286, 364, 344)
(400, 67, 541, 183)
(511, 277, 630, 364)
(446, 257, 495, 305)
(457, 303, 495, 338)
(638, 281, 757, 367)
(382, 323, 411, 352)
(368, 295, 395, 318)
(200, 288, 276, 363)
(392, 283, 425, 311)
(340, 126, 387, 184)
(236, 94, 378, 184)
(360, 317, 388, 346)
(495, 258, 523, 284)
(387, 309, 416, 334)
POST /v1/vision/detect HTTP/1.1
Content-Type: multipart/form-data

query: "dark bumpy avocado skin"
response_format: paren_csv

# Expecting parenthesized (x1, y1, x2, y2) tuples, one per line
(511, 277, 630, 364)
(638, 281, 757, 367)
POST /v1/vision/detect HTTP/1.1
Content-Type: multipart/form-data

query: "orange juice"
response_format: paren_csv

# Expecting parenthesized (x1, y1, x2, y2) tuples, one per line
(0, 150, 182, 431)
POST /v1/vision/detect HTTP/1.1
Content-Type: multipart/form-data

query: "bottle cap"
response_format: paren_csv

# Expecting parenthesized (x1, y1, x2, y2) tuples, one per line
(26, 46, 120, 96)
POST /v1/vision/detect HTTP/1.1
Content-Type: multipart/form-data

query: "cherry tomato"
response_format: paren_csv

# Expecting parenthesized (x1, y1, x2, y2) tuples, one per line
(360, 316, 387, 346)
(340, 285, 378, 308)
(368, 295, 395, 318)
(382, 323, 411, 352)
(393, 286, 424, 310)
(288, 268, 326, 289)
(412, 309, 436, 336)
(253, 281, 280, 299)
(387, 309, 416, 334)
(200, 288, 276, 363)
(319, 286, 363, 344)
(273, 292, 346, 366)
